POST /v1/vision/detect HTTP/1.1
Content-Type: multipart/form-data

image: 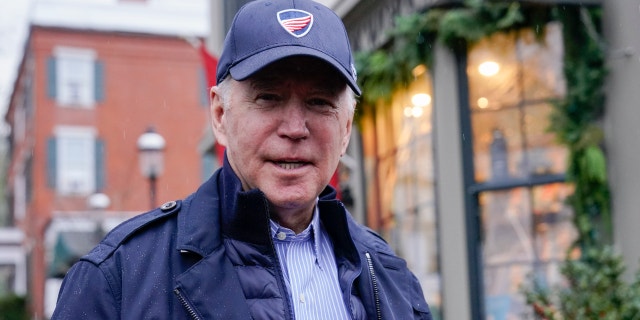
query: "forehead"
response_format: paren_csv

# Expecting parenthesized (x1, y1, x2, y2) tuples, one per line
(246, 56, 347, 92)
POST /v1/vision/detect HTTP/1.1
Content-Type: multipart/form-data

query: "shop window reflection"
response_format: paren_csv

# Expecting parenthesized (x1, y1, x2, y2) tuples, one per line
(481, 184, 576, 319)
(469, 22, 567, 184)
(467, 23, 575, 319)
(368, 68, 442, 316)
(472, 103, 568, 182)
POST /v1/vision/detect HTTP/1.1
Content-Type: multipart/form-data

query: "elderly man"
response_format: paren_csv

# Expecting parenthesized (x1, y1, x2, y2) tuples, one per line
(52, 0, 432, 319)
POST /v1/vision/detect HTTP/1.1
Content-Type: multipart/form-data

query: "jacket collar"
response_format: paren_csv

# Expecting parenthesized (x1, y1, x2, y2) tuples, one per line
(175, 155, 275, 255)
(175, 154, 354, 257)
(174, 165, 223, 257)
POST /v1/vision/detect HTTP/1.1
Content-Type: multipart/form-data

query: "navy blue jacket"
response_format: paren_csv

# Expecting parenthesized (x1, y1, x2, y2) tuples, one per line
(52, 163, 432, 319)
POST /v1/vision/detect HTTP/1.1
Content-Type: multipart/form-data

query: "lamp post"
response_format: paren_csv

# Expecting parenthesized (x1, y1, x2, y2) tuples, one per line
(137, 127, 166, 209)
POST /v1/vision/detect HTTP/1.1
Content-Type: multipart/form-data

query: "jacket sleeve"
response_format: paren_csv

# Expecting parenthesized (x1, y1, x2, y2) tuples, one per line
(51, 260, 119, 319)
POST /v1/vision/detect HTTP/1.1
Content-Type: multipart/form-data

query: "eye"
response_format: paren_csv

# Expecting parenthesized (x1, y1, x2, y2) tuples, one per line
(307, 98, 335, 110)
(254, 93, 283, 108)
(256, 93, 281, 102)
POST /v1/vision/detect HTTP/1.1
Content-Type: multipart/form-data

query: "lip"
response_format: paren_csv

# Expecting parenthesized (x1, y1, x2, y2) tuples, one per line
(269, 158, 312, 171)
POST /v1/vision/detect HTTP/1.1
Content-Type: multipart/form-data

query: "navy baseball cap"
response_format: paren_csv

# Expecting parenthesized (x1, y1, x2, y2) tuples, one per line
(216, 0, 361, 96)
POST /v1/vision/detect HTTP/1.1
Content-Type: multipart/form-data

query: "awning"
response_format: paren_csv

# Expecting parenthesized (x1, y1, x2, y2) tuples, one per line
(48, 230, 103, 278)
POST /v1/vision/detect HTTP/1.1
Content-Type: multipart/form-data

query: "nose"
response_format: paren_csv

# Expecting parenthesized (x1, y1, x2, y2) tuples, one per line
(277, 101, 309, 140)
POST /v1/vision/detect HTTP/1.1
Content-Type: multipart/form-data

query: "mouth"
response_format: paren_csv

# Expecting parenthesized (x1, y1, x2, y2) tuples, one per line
(274, 161, 308, 170)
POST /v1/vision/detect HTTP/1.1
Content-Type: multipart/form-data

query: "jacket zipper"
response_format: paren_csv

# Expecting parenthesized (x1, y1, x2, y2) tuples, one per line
(174, 288, 201, 320)
(365, 252, 382, 320)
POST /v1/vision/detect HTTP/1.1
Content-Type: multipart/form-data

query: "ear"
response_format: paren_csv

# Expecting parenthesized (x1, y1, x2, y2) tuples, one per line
(210, 86, 228, 147)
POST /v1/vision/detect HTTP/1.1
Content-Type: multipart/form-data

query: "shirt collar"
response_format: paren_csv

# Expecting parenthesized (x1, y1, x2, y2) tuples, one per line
(269, 200, 325, 270)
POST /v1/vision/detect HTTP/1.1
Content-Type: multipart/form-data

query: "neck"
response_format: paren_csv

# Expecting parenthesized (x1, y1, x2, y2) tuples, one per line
(271, 205, 314, 234)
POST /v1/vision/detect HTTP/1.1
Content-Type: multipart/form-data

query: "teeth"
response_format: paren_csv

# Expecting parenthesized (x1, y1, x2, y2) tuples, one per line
(277, 162, 304, 170)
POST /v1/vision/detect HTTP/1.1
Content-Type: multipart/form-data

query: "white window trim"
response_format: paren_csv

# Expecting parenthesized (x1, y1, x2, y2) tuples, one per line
(0, 229, 27, 296)
(53, 46, 97, 108)
(54, 126, 97, 196)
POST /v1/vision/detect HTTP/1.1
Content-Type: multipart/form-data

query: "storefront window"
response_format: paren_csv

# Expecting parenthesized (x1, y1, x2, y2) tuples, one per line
(466, 23, 576, 319)
(366, 67, 442, 316)
(481, 184, 576, 318)
(469, 23, 567, 183)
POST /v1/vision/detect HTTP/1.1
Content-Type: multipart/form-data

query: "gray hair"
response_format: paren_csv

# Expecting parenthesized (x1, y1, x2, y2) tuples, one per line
(214, 77, 233, 110)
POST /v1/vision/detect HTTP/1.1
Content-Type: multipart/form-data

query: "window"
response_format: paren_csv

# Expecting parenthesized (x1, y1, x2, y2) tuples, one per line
(363, 68, 442, 316)
(0, 264, 17, 297)
(0, 229, 27, 297)
(51, 127, 98, 195)
(465, 23, 574, 319)
(49, 47, 103, 107)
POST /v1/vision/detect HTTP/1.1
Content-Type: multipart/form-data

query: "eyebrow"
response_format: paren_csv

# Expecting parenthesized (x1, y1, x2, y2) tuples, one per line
(249, 75, 344, 97)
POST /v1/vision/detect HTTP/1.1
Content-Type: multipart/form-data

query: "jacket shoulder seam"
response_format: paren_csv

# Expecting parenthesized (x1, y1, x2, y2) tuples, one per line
(81, 201, 182, 265)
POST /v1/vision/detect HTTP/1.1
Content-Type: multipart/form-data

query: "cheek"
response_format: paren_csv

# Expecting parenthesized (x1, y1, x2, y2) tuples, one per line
(225, 118, 265, 153)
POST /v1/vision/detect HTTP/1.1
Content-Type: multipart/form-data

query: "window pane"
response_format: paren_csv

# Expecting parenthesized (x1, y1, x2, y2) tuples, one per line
(472, 107, 524, 182)
(468, 32, 520, 111)
(55, 48, 95, 107)
(469, 24, 567, 184)
(480, 184, 575, 319)
(523, 103, 568, 176)
(0, 264, 17, 296)
(468, 22, 571, 320)
(57, 131, 95, 194)
(472, 103, 568, 183)
(532, 183, 576, 261)
(467, 23, 565, 112)
(370, 69, 442, 315)
(519, 23, 566, 101)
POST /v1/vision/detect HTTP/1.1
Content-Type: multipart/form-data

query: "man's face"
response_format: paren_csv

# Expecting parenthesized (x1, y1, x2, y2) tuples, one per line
(211, 56, 354, 216)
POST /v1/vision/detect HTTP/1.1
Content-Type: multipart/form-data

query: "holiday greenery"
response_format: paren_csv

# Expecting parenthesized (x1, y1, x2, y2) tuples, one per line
(354, 0, 632, 317)
(523, 246, 640, 319)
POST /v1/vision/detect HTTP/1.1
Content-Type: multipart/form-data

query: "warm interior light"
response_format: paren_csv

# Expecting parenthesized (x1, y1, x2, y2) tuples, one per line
(478, 61, 500, 77)
(477, 97, 489, 109)
(411, 93, 431, 107)
(404, 105, 425, 118)
(411, 106, 424, 118)
(412, 64, 427, 77)
(404, 106, 413, 118)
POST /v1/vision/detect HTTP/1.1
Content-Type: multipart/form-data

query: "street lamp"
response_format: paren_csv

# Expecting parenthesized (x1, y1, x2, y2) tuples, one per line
(137, 127, 166, 209)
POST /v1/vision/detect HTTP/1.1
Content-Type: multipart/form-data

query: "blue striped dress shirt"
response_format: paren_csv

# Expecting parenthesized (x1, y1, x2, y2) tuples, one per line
(270, 205, 352, 319)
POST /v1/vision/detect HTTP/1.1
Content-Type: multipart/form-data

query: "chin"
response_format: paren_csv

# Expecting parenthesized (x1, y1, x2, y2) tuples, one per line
(266, 193, 314, 212)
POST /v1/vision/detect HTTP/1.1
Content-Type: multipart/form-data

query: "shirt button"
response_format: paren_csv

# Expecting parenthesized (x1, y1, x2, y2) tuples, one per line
(277, 232, 286, 240)
(299, 293, 305, 303)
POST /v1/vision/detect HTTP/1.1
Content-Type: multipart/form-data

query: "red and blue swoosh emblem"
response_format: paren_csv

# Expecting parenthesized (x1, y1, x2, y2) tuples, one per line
(277, 9, 313, 38)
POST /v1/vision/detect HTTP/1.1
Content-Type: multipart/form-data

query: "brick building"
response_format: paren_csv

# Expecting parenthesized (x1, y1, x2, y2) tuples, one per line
(3, 0, 209, 317)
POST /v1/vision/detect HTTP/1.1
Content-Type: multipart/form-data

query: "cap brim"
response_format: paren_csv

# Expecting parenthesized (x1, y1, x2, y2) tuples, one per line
(229, 46, 361, 96)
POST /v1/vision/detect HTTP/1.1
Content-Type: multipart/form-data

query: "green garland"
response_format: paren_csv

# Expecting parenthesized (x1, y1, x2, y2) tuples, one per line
(355, 1, 610, 250)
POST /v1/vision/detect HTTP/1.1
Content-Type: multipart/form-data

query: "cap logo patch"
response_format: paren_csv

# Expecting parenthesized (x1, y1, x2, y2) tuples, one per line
(277, 9, 313, 38)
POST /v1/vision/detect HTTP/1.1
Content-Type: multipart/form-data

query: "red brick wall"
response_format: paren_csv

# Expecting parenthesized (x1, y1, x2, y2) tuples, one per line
(18, 26, 210, 317)
(31, 27, 209, 212)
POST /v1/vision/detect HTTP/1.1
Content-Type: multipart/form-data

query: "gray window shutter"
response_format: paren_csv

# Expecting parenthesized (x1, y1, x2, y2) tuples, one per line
(94, 60, 104, 102)
(47, 137, 57, 188)
(95, 138, 105, 191)
(47, 57, 57, 99)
